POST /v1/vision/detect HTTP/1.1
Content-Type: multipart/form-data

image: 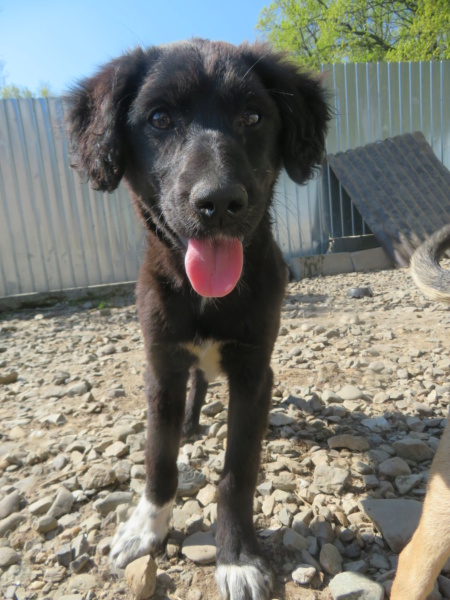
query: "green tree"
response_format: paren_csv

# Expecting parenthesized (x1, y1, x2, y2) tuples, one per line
(388, 0, 450, 61)
(257, 0, 450, 68)
(1, 84, 33, 99)
(1, 82, 54, 99)
(35, 83, 54, 98)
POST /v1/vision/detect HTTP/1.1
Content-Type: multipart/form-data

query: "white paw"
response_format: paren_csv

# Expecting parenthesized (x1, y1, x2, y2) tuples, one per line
(215, 561, 273, 600)
(110, 495, 173, 568)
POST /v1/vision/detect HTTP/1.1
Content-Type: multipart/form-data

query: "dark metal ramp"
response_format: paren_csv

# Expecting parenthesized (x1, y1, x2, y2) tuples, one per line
(327, 132, 450, 267)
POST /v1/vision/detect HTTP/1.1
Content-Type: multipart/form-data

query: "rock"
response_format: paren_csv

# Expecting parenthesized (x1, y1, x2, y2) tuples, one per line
(269, 412, 296, 426)
(361, 416, 391, 432)
(292, 564, 317, 585)
(9, 425, 26, 439)
(368, 361, 385, 373)
(166, 541, 180, 560)
(344, 559, 368, 573)
(53, 370, 70, 384)
(177, 463, 206, 496)
(185, 514, 204, 536)
(438, 575, 450, 598)
(172, 507, 192, 531)
(81, 464, 116, 490)
(293, 510, 312, 533)
(322, 390, 343, 404)
(71, 553, 90, 573)
(93, 491, 133, 516)
(0, 512, 26, 536)
(0, 490, 20, 519)
(0, 547, 20, 568)
(40, 413, 67, 426)
(44, 566, 66, 583)
(53, 454, 69, 470)
(97, 536, 112, 556)
(82, 515, 102, 532)
(277, 506, 292, 526)
(186, 590, 203, 600)
(329, 571, 384, 599)
(29, 495, 54, 515)
(369, 553, 390, 570)
(360, 498, 423, 552)
(41, 385, 66, 398)
(69, 573, 98, 591)
(328, 435, 369, 452)
(310, 515, 335, 545)
(257, 481, 273, 496)
(0, 371, 18, 385)
(47, 487, 74, 518)
(57, 543, 74, 567)
(35, 515, 58, 533)
(181, 531, 217, 564)
(320, 543, 343, 575)
(66, 381, 90, 396)
(339, 385, 364, 401)
(283, 528, 308, 551)
(262, 495, 275, 517)
(395, 473, 423, 495)
(378, 457, 411, 477)
(104, 441, 129, 458)
(109, 387, 126, 398)
(314, 465, 350, 494)
(99, 343, 117, 356)
(363, 474, 379, 489)
(273, 472, 297, 491)
(201, 400, 224, 416)
(196, 484, 217, 506)
(72, 534, 90, 558)
(392, 438, 434, 462)
(114, 460, 132, 483)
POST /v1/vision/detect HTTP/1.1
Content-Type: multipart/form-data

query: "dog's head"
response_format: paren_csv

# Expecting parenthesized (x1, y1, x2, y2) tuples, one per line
(66, 39, 330, 296)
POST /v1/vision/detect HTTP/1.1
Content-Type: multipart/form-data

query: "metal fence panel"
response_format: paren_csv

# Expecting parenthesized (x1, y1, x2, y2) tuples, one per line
(0, 61, 449, 297)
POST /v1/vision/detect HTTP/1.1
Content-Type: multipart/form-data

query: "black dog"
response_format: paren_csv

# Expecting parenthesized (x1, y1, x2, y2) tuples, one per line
(66, 39, 329, 600)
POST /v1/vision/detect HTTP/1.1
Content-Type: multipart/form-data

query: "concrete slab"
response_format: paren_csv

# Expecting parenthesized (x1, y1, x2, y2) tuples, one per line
(351, 247, 394, 272)
(292, 248, 395, 280)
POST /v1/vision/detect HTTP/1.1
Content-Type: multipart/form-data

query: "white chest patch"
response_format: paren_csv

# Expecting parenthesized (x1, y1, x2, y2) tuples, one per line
(183, 341, 223, 382)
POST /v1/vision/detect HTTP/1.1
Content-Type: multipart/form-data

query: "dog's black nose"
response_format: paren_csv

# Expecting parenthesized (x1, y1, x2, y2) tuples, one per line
(190, 182, 248, 225)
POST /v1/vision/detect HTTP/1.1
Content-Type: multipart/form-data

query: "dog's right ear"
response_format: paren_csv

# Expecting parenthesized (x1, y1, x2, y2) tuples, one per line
(65, 47, 149, 192)
(241, 43, 331, 185)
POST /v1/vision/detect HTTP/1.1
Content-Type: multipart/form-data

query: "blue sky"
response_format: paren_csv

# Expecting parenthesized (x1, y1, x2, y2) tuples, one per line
(0, 0, 269, 95)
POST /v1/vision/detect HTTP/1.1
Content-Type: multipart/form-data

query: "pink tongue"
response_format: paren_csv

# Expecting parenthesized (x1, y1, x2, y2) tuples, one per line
(185, 239, 243, 298)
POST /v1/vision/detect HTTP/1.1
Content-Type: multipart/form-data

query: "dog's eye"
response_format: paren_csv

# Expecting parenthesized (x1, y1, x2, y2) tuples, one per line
(241, 109, 261, 127)
(150, 110, 173, 130)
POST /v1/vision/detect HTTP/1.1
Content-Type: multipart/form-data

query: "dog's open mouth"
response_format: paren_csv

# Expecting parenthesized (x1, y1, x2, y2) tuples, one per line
(184, 238, 243, 298)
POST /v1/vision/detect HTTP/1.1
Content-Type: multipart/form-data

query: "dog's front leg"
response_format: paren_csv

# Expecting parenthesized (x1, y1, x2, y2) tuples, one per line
(110, 359, 189, 569)
(215, 354, 274, 600)
(183, 368, 209, 438)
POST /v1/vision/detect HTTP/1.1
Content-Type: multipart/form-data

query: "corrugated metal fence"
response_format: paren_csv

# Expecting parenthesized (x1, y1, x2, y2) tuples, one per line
(0, 98, 144, 297)
(1, 61, 449, 297)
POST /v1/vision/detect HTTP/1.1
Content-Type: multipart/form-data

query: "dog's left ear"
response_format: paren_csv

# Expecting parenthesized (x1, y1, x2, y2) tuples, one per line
(65, 47, 150, 192)
(243, 45, 331, 184)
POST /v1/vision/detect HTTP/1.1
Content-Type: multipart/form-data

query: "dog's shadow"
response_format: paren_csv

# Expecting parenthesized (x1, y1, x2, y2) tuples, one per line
(169, 395, 441, 599)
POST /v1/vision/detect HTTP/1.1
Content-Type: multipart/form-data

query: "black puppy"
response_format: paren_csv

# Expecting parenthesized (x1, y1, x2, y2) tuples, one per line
(67, 39, 329, 600)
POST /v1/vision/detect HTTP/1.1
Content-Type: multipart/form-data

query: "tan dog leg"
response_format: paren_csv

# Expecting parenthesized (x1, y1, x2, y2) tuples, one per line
(391, 419, 450, 600)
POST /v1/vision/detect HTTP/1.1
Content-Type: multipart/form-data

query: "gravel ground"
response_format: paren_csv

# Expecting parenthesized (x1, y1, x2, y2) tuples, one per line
(1, 263, 450, 600)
